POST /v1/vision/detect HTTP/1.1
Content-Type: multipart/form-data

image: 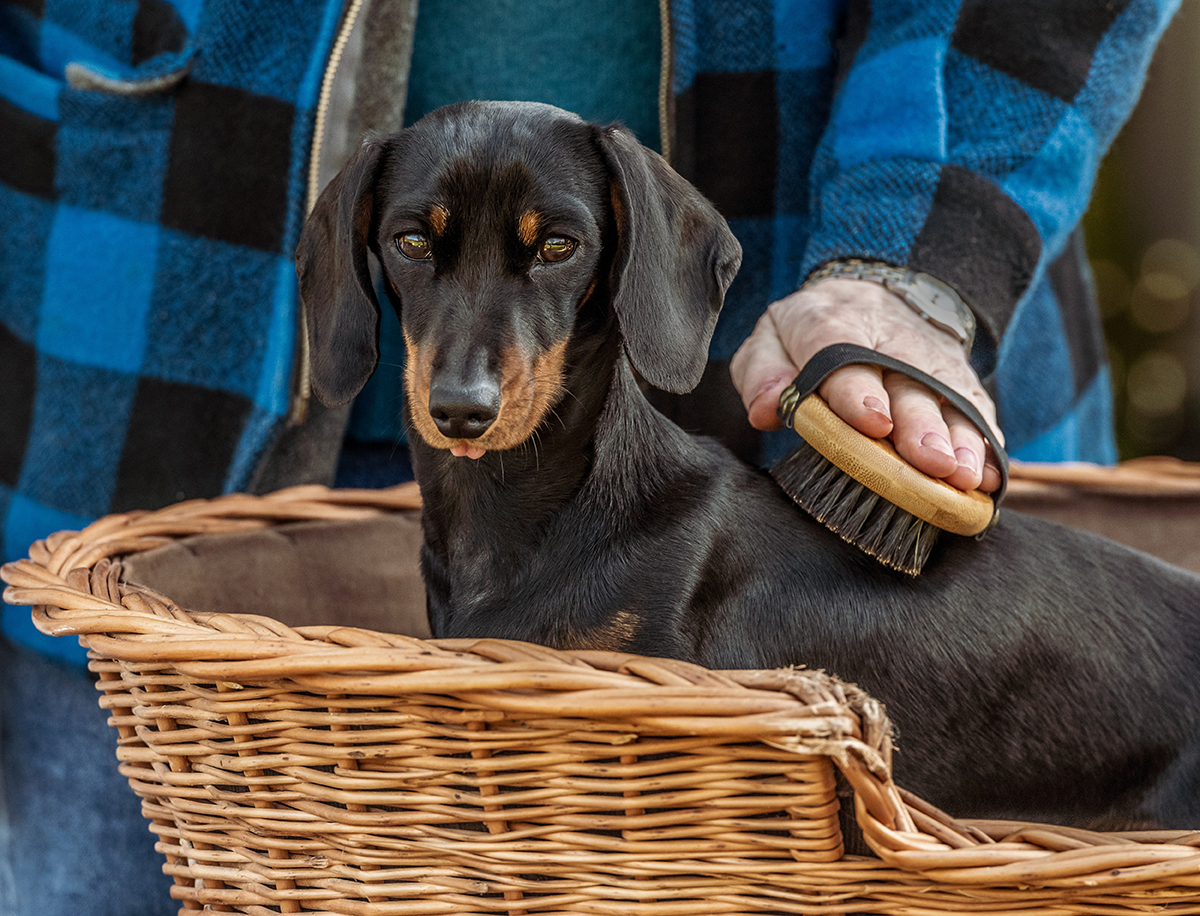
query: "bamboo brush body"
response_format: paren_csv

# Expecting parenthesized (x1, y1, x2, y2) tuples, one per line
(771, 344, 1007, 575)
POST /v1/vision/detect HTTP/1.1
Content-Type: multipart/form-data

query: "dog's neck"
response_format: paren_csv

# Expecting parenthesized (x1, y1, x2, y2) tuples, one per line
(409, 300, 693, 615)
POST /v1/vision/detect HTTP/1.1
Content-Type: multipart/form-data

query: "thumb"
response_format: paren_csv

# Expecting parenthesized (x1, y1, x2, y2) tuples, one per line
(730, 313, 800, 431)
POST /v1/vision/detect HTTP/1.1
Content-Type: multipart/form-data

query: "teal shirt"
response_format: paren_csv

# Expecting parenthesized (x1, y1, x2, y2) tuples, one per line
(405, 0, 661, 146)
(349, 0, 662, 443)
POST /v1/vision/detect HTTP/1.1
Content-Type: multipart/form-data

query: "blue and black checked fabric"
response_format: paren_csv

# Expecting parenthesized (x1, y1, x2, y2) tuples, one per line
(0, 0, 1181, 657)
(666, 0, 1179, 464)
(0, 0, 344, 654)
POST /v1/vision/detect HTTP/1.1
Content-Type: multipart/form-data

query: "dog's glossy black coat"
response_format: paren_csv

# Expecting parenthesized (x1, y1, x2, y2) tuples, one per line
(298, 101, 1200, 830)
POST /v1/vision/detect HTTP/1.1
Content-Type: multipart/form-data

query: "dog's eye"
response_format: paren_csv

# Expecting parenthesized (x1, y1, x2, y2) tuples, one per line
(538, 237, 576, 263)
(396, 232, 432, 260)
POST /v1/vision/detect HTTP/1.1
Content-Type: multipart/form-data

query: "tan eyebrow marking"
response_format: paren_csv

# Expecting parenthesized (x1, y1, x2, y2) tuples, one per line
(518, 210, 541, 246)
(429, 204, 449, 235)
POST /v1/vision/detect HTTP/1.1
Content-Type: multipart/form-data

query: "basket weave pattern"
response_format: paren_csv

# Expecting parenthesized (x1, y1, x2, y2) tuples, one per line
(5, 483, 1200, 915)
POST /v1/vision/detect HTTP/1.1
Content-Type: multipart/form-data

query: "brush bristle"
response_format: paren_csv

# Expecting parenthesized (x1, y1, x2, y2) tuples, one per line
(770, 439, 938, 575)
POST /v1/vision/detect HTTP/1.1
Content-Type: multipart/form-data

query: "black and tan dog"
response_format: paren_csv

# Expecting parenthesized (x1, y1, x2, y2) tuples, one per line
(298, 100, 1200, 830)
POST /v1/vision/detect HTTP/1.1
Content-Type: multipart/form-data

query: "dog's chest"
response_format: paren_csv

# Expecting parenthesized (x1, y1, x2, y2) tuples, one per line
(425, 492, 644, 639)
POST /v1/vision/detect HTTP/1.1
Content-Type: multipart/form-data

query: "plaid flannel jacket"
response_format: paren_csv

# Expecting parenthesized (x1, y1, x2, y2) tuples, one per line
(665, 0, 1179, 465)
(0, 0, 344, 654)
(0, 0, 1180, 657)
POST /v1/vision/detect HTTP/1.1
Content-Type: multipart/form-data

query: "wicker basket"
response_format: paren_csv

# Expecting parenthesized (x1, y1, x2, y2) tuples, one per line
(5, 481, 1200, 915)
(1005, 456, 1200, 575)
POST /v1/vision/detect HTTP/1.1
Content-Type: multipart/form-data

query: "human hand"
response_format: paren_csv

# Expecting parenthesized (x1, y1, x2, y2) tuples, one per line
(729, 278, 1004, 493)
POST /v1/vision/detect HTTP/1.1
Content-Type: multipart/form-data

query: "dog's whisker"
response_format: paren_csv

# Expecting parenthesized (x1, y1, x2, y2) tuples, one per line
(557, 385, 583, 408)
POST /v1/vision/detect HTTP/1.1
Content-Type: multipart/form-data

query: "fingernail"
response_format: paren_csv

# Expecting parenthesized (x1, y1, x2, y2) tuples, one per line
(863, 396, 890, 420)
(955, 448, 980, 476)
(921, 433, 954, 459)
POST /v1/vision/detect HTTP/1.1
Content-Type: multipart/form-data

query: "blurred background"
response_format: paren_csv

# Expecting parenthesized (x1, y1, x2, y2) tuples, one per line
(1085, 1, 1200, 460)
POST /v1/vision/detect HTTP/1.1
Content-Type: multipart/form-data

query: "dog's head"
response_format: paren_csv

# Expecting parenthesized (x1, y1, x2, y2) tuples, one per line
(297, 100, 741, 456)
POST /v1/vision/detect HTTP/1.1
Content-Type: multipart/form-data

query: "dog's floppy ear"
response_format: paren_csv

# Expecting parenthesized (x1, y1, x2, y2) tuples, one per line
(594, 125, 742, 394)
(296, 137, 387, 407)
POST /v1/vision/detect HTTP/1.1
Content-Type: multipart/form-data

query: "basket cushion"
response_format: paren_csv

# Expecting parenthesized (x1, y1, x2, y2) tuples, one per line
(123, 513, 430, 636)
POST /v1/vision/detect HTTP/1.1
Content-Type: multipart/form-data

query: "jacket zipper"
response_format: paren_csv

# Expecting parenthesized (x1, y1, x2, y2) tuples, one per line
(292, 0, 367, 424)
(658, 0, 673, 164)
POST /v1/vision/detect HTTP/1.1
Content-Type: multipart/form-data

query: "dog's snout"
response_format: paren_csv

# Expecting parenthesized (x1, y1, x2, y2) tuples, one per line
(428, 375, 501, 440)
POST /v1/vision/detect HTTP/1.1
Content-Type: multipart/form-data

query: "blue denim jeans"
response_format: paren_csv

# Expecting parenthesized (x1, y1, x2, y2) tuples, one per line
(0, 638, 174, 916)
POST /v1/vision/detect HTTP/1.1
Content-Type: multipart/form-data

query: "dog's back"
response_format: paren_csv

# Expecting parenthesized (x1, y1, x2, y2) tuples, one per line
(297, 101, 1200, 832)
(415, 353, 1200, 829)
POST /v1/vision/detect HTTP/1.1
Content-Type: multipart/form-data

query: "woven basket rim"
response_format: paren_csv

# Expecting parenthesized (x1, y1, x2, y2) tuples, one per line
(6, 481, 1200, 902)
(1008, 455, 1200, 497)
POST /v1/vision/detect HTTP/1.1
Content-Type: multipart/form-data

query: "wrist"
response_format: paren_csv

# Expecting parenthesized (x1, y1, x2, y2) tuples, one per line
(804, 259, 976, 352)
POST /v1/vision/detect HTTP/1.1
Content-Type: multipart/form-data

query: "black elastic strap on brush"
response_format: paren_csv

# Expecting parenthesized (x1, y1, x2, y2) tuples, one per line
(780, 342, 1009, 521)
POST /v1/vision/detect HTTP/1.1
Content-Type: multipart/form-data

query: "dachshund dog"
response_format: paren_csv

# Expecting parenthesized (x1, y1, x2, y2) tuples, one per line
(298, 101, 1200, 830)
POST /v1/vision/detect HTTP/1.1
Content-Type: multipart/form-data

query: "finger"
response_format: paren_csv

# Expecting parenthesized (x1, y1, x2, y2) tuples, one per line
(980, 453, 1004, 494)
(942, 404, 987, 491)
(884, 373, 958, 479)
(930, 369, 1003, 451)
(817, 365, 894, 439)
(730, 314, 799, 431)
(917, 375, 1005, 492)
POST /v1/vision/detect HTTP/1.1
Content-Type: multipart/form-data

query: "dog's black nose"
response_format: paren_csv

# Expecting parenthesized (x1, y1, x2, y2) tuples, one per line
(428, 377, 501, 440)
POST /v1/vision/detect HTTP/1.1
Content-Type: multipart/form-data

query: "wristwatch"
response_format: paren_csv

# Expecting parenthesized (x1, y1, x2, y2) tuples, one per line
(805, 259, 976, 352)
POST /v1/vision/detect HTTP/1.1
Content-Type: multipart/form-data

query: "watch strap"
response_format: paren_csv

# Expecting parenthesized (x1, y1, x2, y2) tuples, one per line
(806, 259, 977, 351)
